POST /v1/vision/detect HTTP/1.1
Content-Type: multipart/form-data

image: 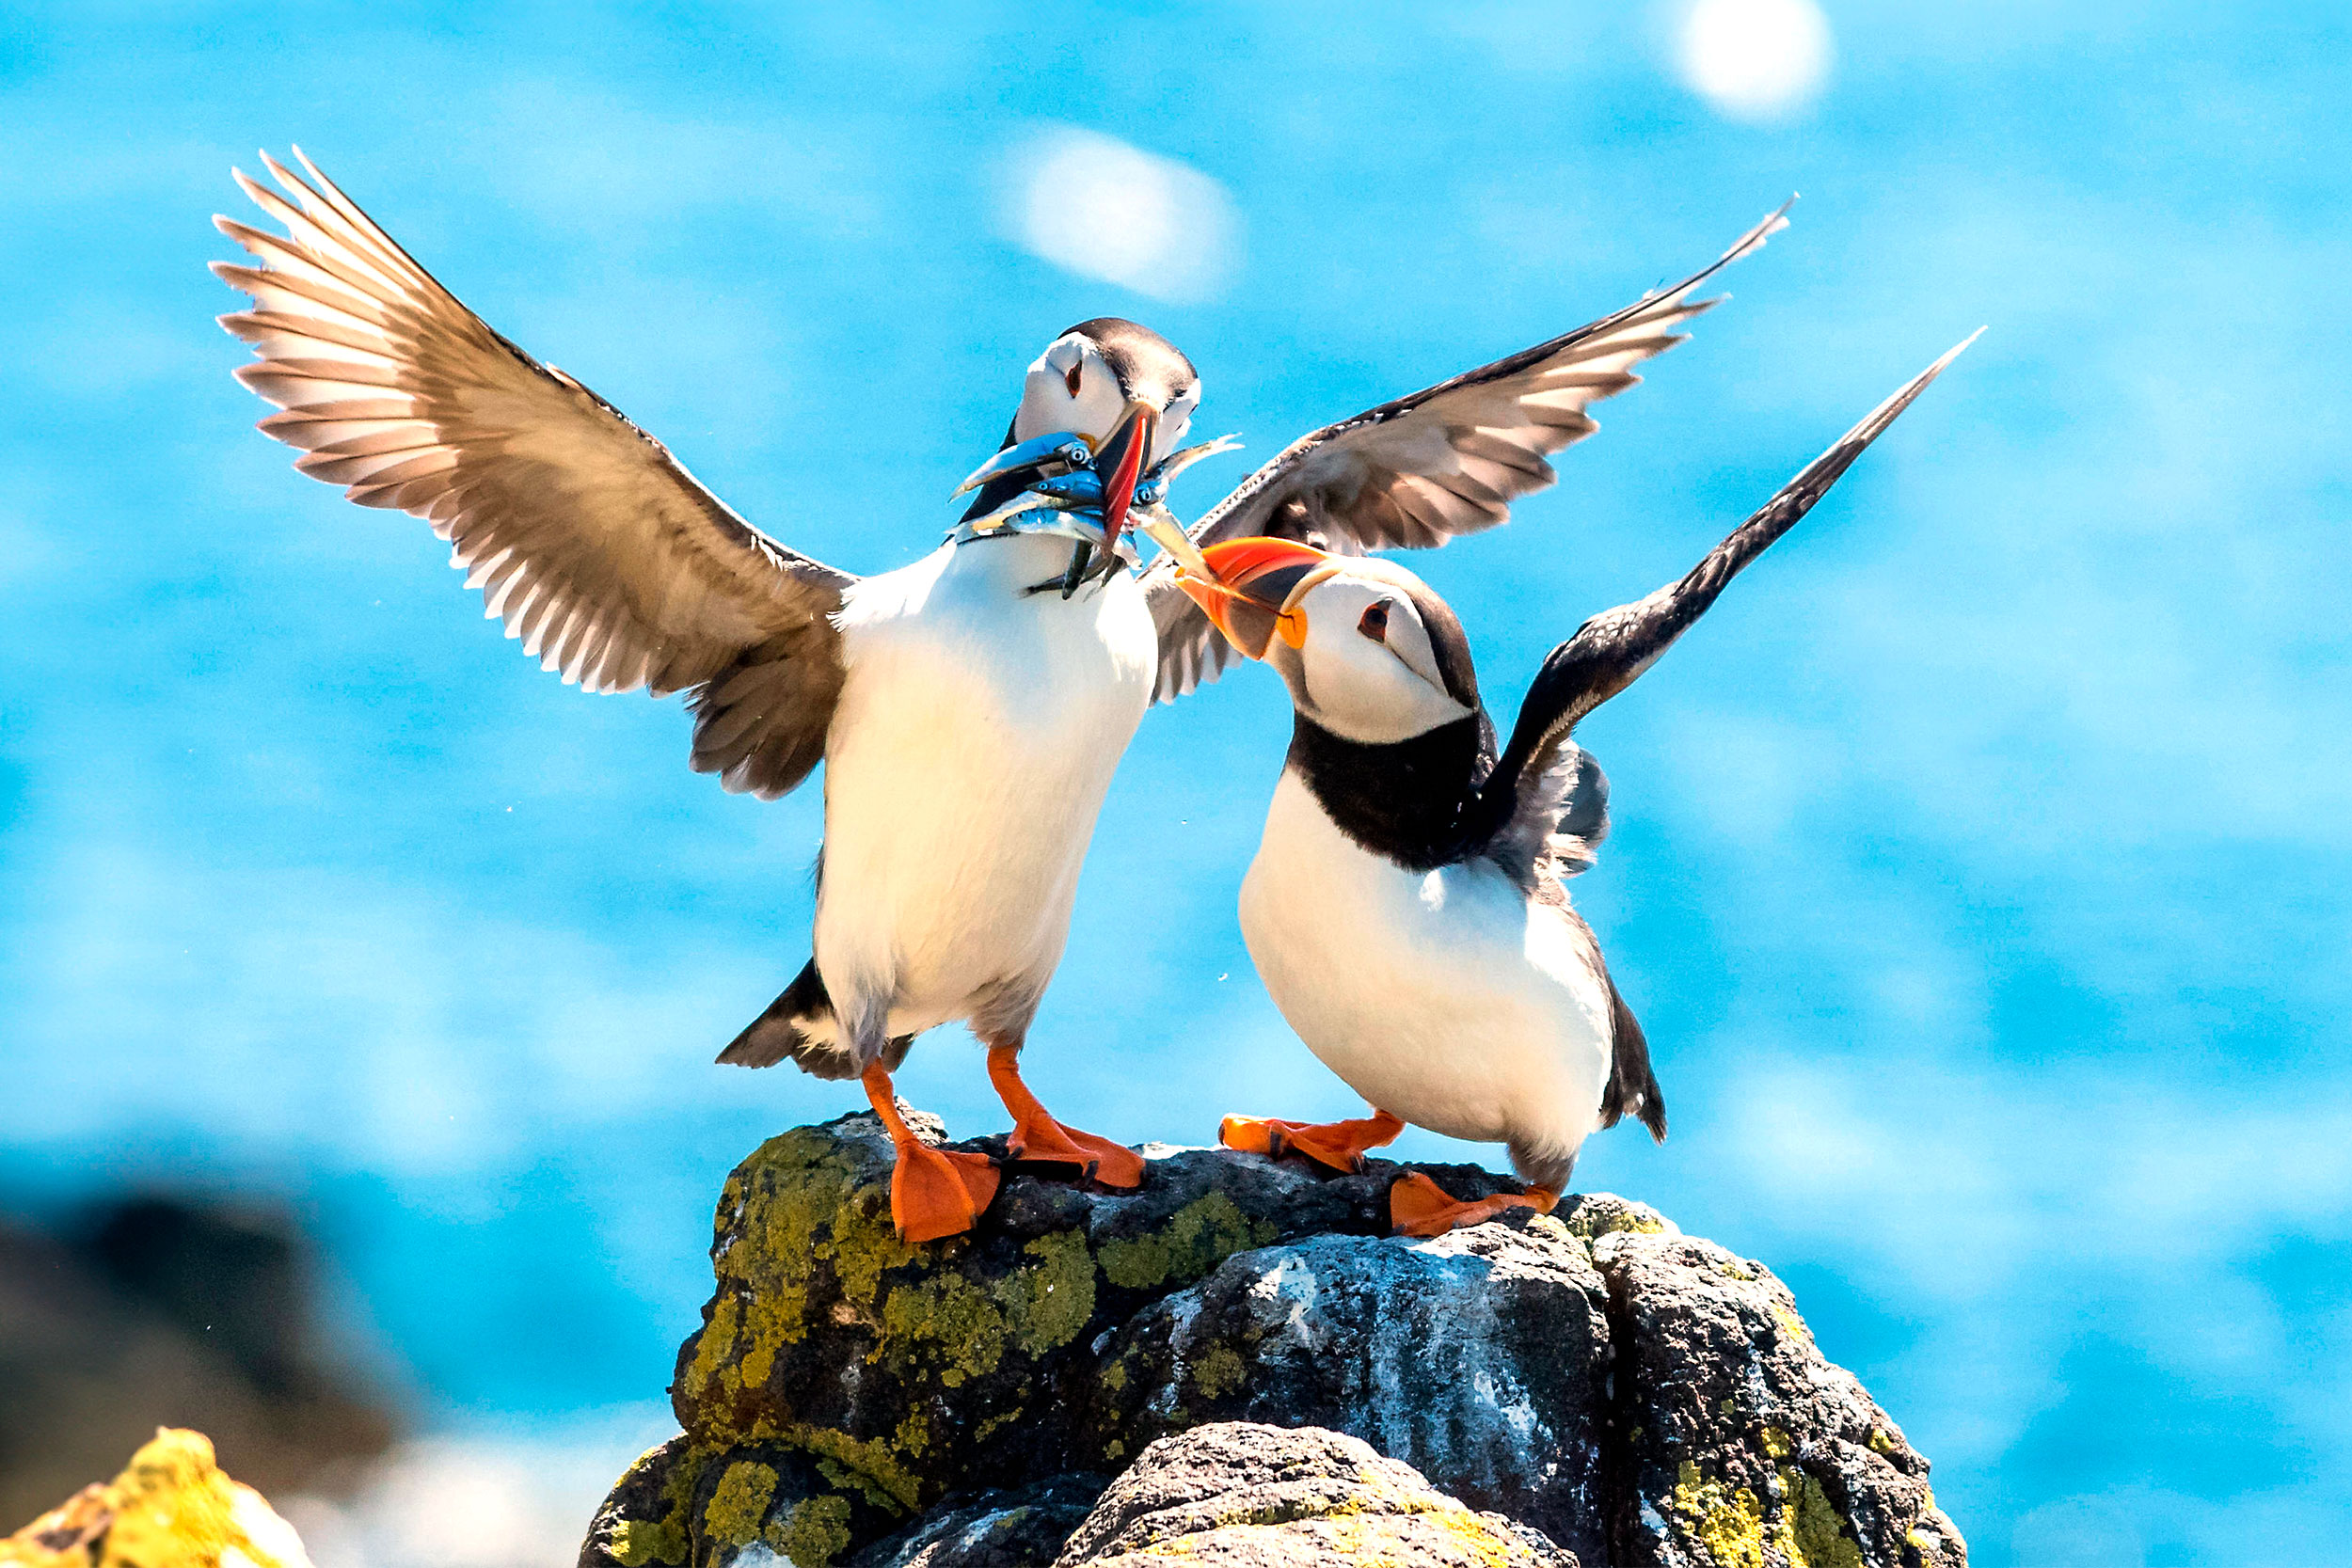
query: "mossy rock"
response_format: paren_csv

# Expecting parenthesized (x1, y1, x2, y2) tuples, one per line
(1593, 1231, 1968, 1568)
(578, 1434, 907, 1568)
(584, 1110, 1963, 1568)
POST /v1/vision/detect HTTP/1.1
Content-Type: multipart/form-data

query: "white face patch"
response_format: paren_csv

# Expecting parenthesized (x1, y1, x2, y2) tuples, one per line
(1276, 576, 1475, 744)
(1014, 334, 1130, 444)
(1159, 381, 1197, 451)
(1011, 331, 1198, 456)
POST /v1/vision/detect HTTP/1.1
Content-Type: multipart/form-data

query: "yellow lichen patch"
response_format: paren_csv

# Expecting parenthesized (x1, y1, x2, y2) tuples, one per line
(994, 1230, 1098, 1355)
(1784, 1468, 1865, 1568)
(788, 1428, 921, 1514)
(1761, 1426, 1793, 1462)
(1768, 1301, 1813, 1343)
(1100, 1359, 1128, 1394)
(0, 1428, 314, 1568)
(1671, 1462, 1772, 1568)
(682, 1295, 746, 1406)
(1555, 1201, 1668, 1240)
(1666, 1458, 1866, 1568)
(892, 1412, 930, 1460)
(1867, 1428, 1899, 1457)
(812, 1188, 914, 1312)
(609, 1442, 711, 1568)
(1191, 1344, 1247, 1400)
(1716, 1259, 1756, 1282)
(609, 1517, 685, 1568)
(875, 1273, 1009, 1388)
(766, 1495, 852, 1568)
(1421, 1504, 1551, 1567)
(703, 1462, 780, 1549)
(1098, 1194, 1277, 1291)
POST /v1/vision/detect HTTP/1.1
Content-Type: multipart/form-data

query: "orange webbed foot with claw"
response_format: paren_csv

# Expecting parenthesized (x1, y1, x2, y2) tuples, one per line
(987, 1045, 1145, 1189)
(864, 1066, 1001, 1243)
(1389, 1171, 1559, 1238)
(1219, 1108, 1406, 1173)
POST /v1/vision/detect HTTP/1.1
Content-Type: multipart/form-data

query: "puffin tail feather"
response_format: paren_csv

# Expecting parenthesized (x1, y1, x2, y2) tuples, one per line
(720, 958, 859, 1077)
(1597, 972, 1668, 1143)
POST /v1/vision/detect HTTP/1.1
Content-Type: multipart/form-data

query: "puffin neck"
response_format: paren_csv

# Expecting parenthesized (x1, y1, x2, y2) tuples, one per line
(1284, 713, 1488, 872)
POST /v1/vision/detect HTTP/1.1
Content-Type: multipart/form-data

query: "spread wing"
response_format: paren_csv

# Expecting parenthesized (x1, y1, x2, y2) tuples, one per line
(214, 149, 855, 800)
(1141, 202, 1794, 703)
(1475, 331, 1981, 882)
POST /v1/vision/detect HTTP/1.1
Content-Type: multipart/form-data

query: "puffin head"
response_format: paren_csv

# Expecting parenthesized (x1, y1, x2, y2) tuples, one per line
(1002, 319, 1198, 556)
(1176, 538, 1481, 744)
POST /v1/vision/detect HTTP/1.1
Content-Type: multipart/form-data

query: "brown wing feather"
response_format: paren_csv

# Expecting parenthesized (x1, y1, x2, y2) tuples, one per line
(1142, 202, 1794, 702)
(215, 149, 853, 799)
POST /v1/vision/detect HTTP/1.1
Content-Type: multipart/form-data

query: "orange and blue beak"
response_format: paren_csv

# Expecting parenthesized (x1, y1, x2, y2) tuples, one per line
(1173, 536, 1342, 660)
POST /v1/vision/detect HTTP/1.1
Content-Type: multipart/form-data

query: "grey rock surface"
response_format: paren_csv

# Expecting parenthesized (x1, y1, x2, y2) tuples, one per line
(848, 1475, 1106, 1568)
(1079, 1213, 1618, 1563)
(1056, 1422, 1578, 1567)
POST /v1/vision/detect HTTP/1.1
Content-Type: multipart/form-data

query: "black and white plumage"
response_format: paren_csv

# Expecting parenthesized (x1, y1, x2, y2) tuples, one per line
(1175, 336, 1975, 1232)
(213, 147, 1785, 1240)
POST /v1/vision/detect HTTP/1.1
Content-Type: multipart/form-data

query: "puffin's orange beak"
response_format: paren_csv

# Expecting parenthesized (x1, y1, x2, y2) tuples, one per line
(1173, 536, 1338, 660)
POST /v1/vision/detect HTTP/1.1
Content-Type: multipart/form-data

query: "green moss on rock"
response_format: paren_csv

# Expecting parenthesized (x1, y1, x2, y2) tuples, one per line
(994, 1229, 1098, 1355)
(876, 1272, 1009, 1388)
(1098, 1193, 1276, 1291)
(1191, 1344, 1247, 1400)
(704, 1462, 778, 1549)
(1667, 1459, 1866, 1568)
(790, 1427, 922, 1514)
(607, 1444, 711, 1568)
(768, 1494, 852, 1568)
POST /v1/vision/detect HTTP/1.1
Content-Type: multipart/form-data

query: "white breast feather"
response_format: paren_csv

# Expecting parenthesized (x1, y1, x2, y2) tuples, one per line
(1239, 770, 1615, 1170)
(814, 533, 1153, 1040)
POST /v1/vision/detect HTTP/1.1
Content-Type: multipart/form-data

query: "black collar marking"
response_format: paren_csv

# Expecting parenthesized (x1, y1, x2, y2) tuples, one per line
(1285, 711, 1496, 873)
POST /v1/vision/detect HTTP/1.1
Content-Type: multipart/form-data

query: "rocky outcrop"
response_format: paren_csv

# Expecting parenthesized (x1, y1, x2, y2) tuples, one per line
(0, 1427, 315, 1568)
(579, 1110, 1963, 1568)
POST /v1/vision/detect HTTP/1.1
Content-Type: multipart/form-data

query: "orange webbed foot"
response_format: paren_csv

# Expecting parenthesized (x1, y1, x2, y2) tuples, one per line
(1389, 1171, 1559, 1238)
(987, 1045, 1146, 1189)
(863, 1064, 1001, 1243)
(889, 1140, 1005, 1243)
(1218, 1109, 1406, 1173)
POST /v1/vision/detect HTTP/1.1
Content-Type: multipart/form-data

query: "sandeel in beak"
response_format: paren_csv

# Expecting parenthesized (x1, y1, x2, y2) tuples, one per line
(949, 413, 1237, 595)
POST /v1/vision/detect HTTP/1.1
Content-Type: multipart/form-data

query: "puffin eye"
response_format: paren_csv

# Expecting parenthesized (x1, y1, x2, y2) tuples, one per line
(1064, 361, 1084, 398)
(1358, 601, 1390, 641)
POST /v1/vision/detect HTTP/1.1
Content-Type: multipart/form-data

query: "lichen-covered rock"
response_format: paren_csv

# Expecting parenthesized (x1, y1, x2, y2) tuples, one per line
(1054, 1422, 1578, 1567)
(1, 1428, 314, 1568)
(1592, 1232, 1966, 1568)
(1079, 1211, 1631, 1565)
(581, 1110, 1965, 1568)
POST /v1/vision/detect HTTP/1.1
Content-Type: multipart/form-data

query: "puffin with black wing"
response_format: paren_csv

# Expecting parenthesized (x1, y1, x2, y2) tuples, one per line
(1173, 336, 1977, 1234)
(215, 147, 1785, 1242)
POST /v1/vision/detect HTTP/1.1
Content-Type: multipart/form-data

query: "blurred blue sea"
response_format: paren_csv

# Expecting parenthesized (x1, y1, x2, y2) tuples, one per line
(3, 4, 2348, 1563)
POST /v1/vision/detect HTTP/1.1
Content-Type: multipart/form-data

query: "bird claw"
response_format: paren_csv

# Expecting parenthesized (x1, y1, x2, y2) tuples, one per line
(1219, 1110, 1404, 1172)
(1388, 1172, 1558, 1238)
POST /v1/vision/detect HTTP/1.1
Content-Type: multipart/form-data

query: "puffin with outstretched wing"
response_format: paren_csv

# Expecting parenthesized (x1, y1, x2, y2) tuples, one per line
(215, 147, 1782, 1241)
(1170, 335, 1977, 1234)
